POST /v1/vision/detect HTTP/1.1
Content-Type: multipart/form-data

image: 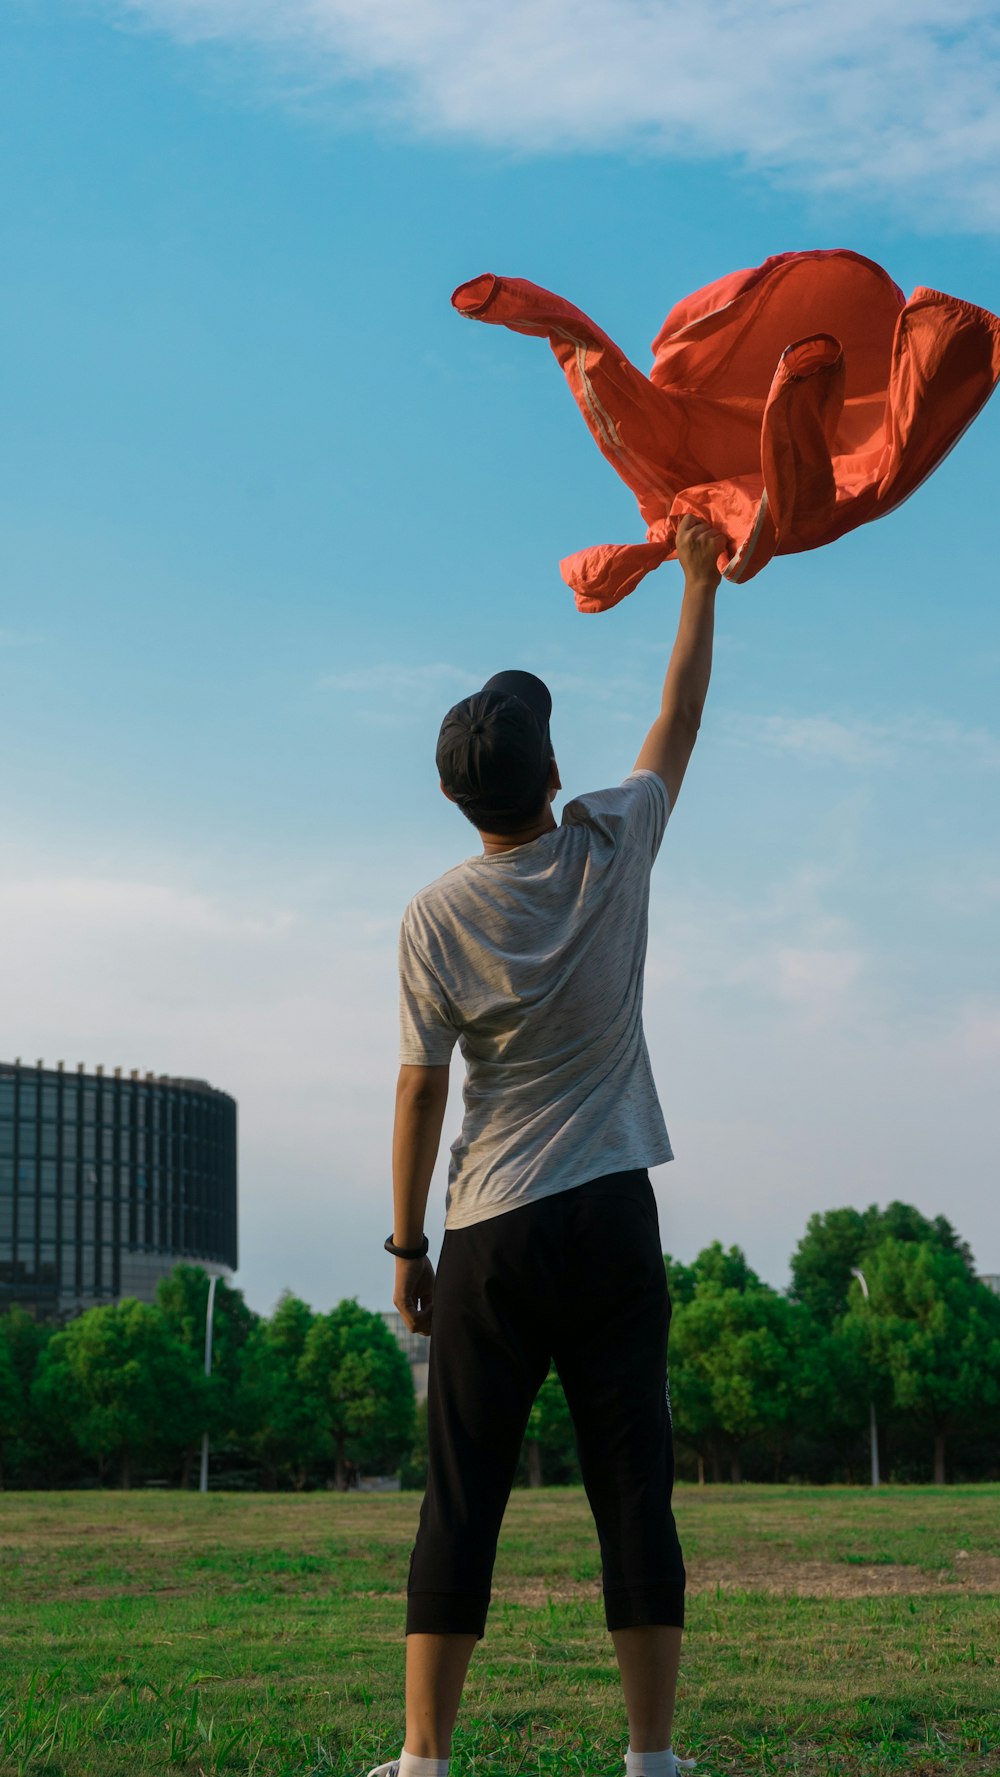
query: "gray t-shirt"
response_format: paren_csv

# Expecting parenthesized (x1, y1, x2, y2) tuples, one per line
(398, 769, 673, 1229)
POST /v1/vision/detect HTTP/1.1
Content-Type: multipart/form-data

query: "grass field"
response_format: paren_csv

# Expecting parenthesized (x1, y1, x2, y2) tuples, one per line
(1, 1486, 997, 1777)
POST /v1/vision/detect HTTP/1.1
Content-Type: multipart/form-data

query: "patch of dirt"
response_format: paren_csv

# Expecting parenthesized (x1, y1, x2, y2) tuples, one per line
(495, 1556, 1000, 1604)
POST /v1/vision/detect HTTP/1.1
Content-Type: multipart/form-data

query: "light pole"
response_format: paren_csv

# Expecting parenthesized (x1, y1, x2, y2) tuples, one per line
(199, 1273, 219, 1495)
(850, 1266, 880, 1488)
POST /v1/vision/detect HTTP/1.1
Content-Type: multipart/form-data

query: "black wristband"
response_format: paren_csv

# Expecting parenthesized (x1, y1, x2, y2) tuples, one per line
(384, 1232, 429, 1260)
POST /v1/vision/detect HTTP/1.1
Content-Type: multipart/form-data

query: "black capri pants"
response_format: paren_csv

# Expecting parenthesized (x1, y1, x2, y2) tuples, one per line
(406, 1168, 685, 1639)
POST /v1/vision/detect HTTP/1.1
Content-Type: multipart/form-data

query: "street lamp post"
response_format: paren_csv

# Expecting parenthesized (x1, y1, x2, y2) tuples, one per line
(850, 1266, 880, 1488)
(199, 1273, 219, 1495)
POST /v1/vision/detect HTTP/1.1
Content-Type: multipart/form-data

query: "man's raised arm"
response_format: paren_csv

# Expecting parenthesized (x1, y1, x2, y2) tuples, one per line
(634, 514, 725, 809)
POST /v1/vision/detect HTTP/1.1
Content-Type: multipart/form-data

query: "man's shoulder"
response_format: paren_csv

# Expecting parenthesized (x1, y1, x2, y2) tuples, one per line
(561, 770, 670, 833)
(403, 858, 479, 930)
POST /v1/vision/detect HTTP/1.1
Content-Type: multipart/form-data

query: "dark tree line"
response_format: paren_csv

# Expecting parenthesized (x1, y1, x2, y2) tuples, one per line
(521, 1202, 1000, 1487)
(1, 1201, 996, 1489)
(0, 1269, 414, 1490)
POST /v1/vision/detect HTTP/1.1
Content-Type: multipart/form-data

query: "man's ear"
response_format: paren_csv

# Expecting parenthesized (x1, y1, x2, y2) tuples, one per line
(440, 780, 456, 804)
(548, 756, 562, 798)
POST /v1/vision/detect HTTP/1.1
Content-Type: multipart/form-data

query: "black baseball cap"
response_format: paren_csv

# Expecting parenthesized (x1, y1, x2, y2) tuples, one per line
(436, 670, 553, 828)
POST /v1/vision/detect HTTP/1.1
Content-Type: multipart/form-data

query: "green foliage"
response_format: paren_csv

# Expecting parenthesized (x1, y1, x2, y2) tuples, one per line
(299, 1299, 415, 1485)
(0, 1327, 21, 1483)
(523, 1365, 580, 1485)
(235, 1292, 328, 1488)
(156, 1264, 257, 1471)
(843, 1240, 1000, 1480)
(31, 1299, 207, 1487)
(156, 1264, 256, 1383)
(669, 1260, 806, 1480)
(398, 1396, 428, 1489)
(788, 1206, 870, 1326)
(790, 1201, 975, 1326)
(1, 1201, 997, 1489)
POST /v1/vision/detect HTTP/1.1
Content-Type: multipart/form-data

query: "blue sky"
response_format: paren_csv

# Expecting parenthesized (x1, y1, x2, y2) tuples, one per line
(2, 0, 999, 1315)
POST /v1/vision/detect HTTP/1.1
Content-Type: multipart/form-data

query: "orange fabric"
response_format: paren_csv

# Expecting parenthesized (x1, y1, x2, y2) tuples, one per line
(452, 251, 1000, 612)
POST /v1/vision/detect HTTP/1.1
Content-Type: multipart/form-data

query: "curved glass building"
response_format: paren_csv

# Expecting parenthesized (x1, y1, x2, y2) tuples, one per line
(0, 1060, 237, 1319)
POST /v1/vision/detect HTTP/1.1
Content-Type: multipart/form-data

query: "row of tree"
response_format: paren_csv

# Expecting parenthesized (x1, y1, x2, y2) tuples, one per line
(1, 1200, 997, 1488)
(525, 1201, 1000, 1487)
(0, 1280, 414, 1490)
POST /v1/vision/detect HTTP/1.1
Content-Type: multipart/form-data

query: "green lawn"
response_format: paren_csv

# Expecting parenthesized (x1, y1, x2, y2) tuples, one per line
(1, 1486, 997, 1776)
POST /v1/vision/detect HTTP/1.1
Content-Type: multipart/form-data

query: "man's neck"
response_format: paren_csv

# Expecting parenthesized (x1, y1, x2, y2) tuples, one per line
(478, 805, 557, 856)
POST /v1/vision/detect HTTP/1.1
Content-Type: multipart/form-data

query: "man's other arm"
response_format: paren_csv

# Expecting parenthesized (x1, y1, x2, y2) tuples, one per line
(391, 1063, 450, 1334)
(634, 514, 725, 809)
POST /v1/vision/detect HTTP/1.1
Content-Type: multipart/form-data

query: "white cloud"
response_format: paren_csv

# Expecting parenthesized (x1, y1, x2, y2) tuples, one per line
(642, 871, 1000, 1279)
(0, 875, 292, 942)
(736, 714, 895, 769)
(110, 0, 1000, 228)
(729, 711, 1000, 771)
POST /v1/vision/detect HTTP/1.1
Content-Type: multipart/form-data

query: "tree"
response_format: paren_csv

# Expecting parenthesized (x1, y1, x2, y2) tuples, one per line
(788, 1207, 870, 1326)
(842, 1239, 1000, 1482)
(399, 1397, 429, 1490)
(790, 1202, 975, 1327)
(1, 1309, 60, 1486)
(524, 1366, 579, 1486)
(687, 1241, 761, 1295)
(32, 1300, 207, 1487)
(0, 1330, 20, 1488)
(157, 1265, 257, 1483)
(236, 1293, 327, 1489)
(668, 1248, 800, 1482)
(299, 1300, 415, 1488)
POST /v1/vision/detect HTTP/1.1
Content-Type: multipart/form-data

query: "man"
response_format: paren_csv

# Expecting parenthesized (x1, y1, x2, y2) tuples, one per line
(370, 514, 724, 1777)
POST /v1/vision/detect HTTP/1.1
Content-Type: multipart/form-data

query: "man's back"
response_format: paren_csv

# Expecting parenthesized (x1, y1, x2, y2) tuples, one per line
(381, 515, 724, 1776)
(400, 770, 673, 1226)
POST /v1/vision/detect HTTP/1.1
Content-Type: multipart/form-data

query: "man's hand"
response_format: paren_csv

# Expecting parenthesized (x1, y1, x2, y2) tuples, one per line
(391, 1064, 448, 1337)
(633, 513, 726, 808)
(394, 1254, 435, 1336)
(674, 512, 726, 588)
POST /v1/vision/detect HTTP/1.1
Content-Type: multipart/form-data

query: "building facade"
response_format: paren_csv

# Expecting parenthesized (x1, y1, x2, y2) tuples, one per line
(0, 1059, 237, 1321)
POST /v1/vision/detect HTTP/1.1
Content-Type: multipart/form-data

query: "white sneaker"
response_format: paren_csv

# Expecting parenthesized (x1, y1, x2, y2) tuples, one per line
(625, 1759, 695, 1777)
(366, 1763, 400, 1777)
